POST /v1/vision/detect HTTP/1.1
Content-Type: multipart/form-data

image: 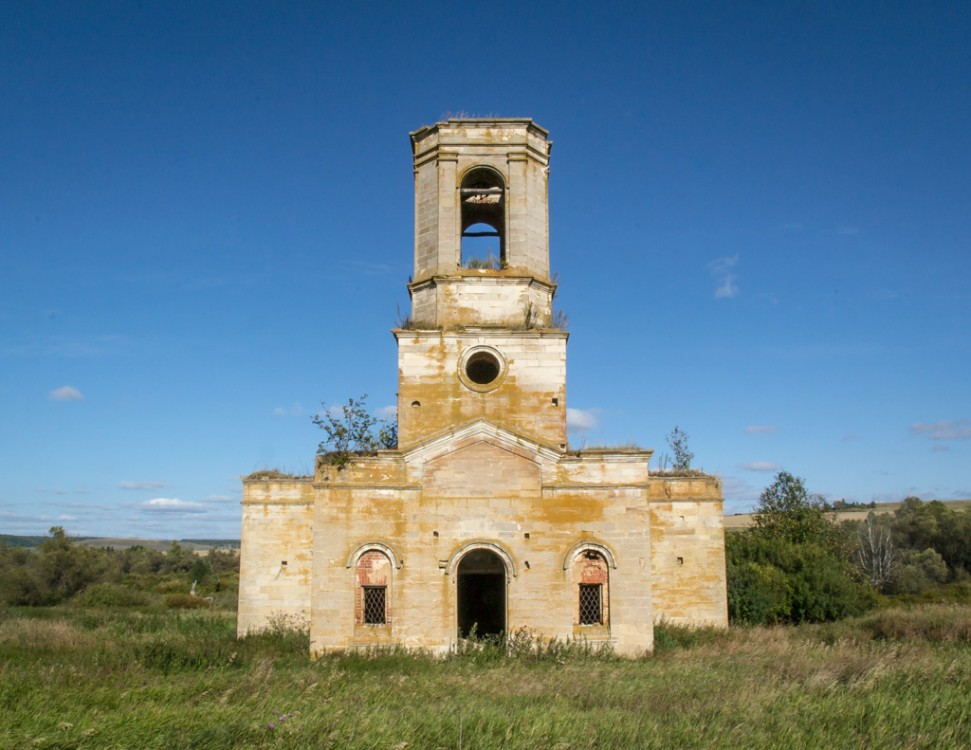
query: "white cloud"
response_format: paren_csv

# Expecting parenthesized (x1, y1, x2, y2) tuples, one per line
(273, 402, 306, 417)
(377, 404, 398, 420)
(118, 480, 168, 491)
(910, 419, 971, 441)
(567, 408, 599, 431)
(836, 225, 861, 236)
(744, 425, 776, 434)
(49, 385, 83, 401)
(140, 497, 206, 514)
(707, 255, 739, 299)
(738, 461, 781, 473)
(205, 494, 234, 503)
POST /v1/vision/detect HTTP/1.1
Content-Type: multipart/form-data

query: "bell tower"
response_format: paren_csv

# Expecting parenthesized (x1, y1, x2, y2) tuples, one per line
(396, 119, 567, 449)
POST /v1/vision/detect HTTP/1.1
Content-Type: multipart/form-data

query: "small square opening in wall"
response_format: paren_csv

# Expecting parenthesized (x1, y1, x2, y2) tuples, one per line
(552, 397, 559, 406)
(281, 560, 288, 566)
(676, 556, 684, 565)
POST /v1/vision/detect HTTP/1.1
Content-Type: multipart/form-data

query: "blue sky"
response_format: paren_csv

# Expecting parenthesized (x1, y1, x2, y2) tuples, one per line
(2, 1, 969, 538)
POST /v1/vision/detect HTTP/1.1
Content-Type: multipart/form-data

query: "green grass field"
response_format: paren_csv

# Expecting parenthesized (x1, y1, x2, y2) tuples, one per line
(1, 604, 970, 749)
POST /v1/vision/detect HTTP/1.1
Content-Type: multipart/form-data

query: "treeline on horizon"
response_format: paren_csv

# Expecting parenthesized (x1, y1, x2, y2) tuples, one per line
(2, 476, 970, 626)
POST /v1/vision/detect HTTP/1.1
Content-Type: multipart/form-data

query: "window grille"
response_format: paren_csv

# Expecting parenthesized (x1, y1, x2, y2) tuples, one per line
(362, 586, 386, 624)
(578, 583, 602, 625)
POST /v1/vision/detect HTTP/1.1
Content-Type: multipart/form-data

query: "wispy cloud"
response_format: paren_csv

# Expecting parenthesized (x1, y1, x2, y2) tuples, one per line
(738, 461, 781, 473)
(707, 255, 739, 299)
(836, 225, 861, 236)
(376, 404, 398, 420)
(745, 425, 776, 434)
(119, 480, 168, 491)
(567, 408, 599, 431)
(140, 497, 206, 514)
(205, 494, 234, 503)
(273, 402, 306, 417)
(49, 385, 83, 401)
(910, 419, 971, 441)
(720, 475, 762, 511)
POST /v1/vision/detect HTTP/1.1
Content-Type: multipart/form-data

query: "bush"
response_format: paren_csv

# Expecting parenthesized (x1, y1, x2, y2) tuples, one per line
(727, 533, 875, 625)
(727, 559, 790, 624)
(887, 548, 950, 595)
(163, 594, 211, 610)
(73, 583, 150, 608)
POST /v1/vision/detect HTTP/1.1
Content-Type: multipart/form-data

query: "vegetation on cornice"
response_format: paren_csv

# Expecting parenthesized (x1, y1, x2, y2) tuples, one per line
(245, 469, 310, 481)
(313, 395, 397, 469)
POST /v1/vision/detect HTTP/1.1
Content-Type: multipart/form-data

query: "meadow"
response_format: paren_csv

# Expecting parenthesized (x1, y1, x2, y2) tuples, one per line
(2, 603, 969, 750)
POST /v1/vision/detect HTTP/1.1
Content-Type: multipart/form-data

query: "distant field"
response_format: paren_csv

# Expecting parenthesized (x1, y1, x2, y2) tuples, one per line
(0, 534, 239, 551)
(724, 498, 971, 529)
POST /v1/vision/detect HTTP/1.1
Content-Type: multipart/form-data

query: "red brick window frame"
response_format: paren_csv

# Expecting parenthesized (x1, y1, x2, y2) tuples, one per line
(355, 551, 392, 626)
(572, 550, 609, 628)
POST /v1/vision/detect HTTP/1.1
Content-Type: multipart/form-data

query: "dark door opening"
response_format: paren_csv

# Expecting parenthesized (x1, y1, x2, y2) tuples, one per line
(457, 549, 506, 639)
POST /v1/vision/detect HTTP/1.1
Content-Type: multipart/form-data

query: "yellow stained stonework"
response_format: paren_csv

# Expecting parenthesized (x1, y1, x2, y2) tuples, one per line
(238, 119, 728, 655)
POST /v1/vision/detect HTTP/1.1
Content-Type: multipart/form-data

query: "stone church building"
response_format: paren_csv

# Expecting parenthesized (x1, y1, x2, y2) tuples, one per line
(238, 119, 727, 655)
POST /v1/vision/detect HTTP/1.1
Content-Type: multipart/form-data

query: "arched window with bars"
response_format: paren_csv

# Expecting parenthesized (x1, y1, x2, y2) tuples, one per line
(355, 549, 392, 626)
(572, 548, 609, 627)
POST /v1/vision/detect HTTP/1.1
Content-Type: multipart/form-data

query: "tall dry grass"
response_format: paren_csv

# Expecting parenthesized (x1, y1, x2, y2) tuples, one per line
(0, 604, 969, 749)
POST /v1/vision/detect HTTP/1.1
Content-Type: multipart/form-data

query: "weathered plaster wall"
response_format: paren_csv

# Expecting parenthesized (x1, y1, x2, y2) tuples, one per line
(396, 330, 567, 449)
(237, 478, 314, 635)
(409, 273, 554, 329)
(307, 440, 656, 656)
(648, 476, 728, 626)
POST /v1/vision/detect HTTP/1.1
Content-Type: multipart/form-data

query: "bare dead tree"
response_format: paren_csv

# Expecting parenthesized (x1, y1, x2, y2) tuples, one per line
(854, 512, 896, 590)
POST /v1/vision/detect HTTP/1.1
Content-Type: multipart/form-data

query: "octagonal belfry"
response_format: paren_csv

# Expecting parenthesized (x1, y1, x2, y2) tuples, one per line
(238, 119, 728, 656)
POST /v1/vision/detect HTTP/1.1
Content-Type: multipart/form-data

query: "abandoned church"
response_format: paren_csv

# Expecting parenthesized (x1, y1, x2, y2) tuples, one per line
(238, 118, 728, 655)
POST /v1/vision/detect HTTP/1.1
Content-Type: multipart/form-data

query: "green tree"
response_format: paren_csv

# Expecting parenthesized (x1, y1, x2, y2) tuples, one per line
(753, 471, 840, 548)
(313, 394, 397, 468)
(666, 426, 693, 472)
(892, 497, 971, 576)
(727, 472, 874, 625)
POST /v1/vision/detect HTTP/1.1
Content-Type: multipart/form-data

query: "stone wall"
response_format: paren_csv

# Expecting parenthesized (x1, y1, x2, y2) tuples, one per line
(237, 477, 314, 635)
(396, 331, 568, 449)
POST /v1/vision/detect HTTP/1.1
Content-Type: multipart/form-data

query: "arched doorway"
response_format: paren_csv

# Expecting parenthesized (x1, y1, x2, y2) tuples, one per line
(457, 549, 506, 638)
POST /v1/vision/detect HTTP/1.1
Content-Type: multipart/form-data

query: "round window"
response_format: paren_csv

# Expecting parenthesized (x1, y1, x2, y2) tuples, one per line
(466, 351, 501, 385)
(458, 346, 506, 392)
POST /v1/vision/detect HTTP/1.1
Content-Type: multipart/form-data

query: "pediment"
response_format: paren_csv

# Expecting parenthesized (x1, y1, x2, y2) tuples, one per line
(399, 419, 561, 470)
(422, 440, 541, 499)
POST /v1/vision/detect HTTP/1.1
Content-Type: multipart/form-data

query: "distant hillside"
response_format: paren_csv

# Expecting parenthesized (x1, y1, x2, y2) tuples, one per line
(724, 498, 971, 530)
(0, 535, 239, 552)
